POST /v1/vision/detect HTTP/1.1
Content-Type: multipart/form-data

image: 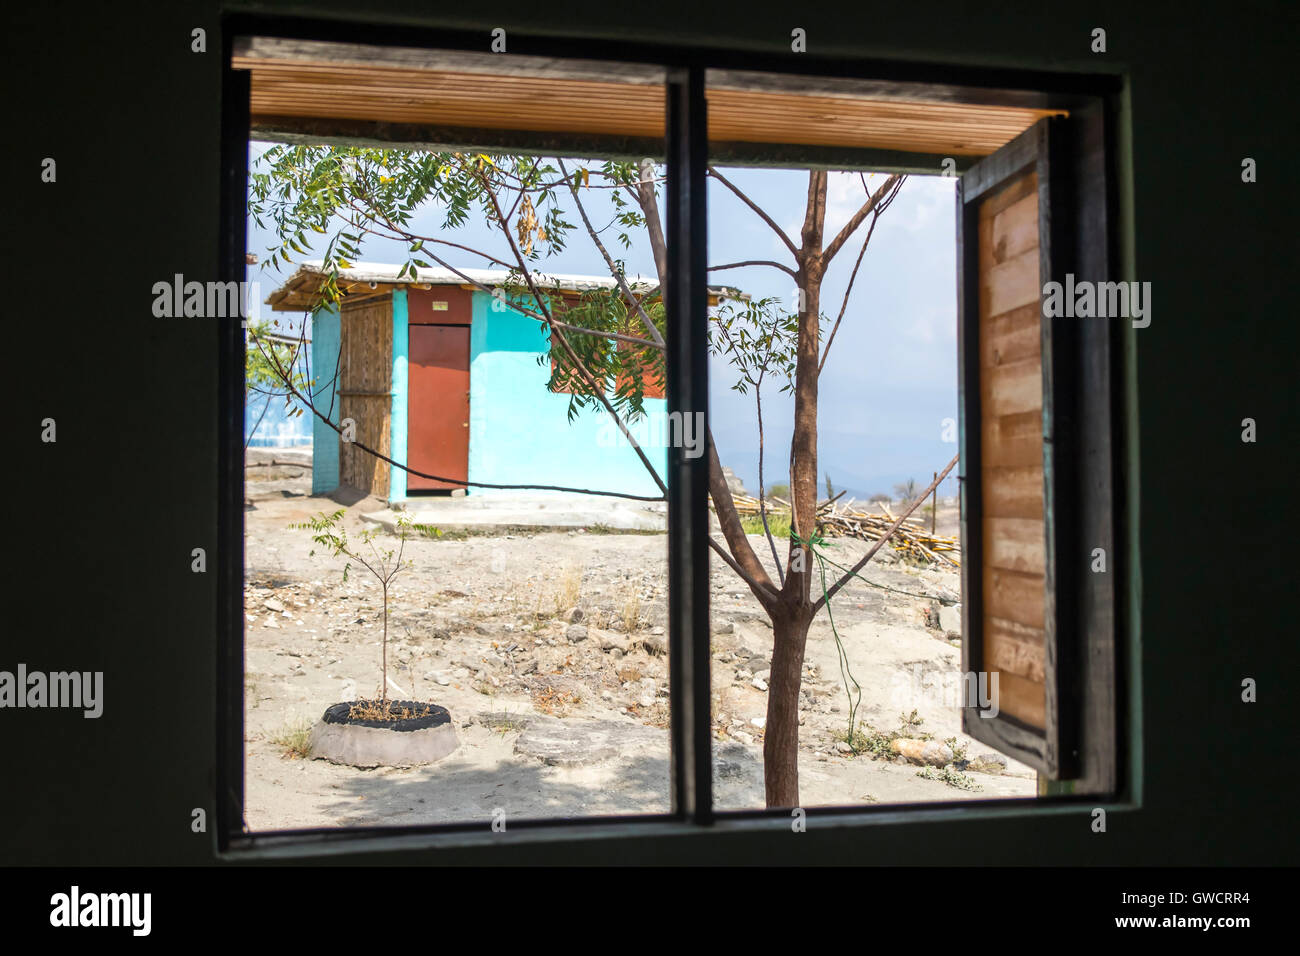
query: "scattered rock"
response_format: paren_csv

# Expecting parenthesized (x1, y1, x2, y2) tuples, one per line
(836, 740, 853, 754)
(967, 753, 1007, 774)
(479, 711, 529, 732)
(639, 633, 667, 656)
(615, 664, 642, 683)
(566, 624, 589, 643)
(926, 585, 961, 605)
(563, 607, 583, 623)
(890, 738, 955, 767)
(598, 631, 629, 653)
(939, 603, 962, 635)
(751, 676, 768, 692)
(264, 598, 286, 613)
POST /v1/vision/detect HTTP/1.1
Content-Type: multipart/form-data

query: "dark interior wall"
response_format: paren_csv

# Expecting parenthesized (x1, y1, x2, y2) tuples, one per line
(2, 0, 1294, 865)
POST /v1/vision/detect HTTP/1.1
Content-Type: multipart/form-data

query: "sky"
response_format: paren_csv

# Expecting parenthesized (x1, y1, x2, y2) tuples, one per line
(246, 143, 960, 500)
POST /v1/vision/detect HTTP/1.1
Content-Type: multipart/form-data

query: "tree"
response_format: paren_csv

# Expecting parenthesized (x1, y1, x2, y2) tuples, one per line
(294, 509, 413, 710)
(244, 317, 310, 449)
(249, 145, 954, 806)
(893, 477, 919, 504)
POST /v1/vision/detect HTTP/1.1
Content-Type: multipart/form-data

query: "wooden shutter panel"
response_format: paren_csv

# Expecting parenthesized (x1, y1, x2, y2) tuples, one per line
(958, 108, 1119, 789)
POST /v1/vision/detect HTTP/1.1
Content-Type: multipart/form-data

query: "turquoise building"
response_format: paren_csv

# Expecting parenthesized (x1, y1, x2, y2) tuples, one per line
(266, 262, 677, 504)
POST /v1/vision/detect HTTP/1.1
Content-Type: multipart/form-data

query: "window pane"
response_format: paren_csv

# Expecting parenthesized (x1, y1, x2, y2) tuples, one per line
(240, 42, 675, 828)
(704, 75, 1045, 808)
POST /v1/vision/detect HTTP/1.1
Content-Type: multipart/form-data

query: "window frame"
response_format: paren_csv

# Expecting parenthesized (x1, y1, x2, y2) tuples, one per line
(217, 13, 1131, 858)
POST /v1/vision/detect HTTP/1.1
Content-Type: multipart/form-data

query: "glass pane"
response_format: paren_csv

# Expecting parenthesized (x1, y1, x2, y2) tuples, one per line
(241, 45, 674, 829)
(705, 77, 1038, 808)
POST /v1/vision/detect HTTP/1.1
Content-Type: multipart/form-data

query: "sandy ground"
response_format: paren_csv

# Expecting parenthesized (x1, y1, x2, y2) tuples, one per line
(241, 463, 1034, 831)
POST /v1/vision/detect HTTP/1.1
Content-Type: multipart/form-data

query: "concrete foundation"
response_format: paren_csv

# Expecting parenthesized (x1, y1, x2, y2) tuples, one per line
(365, 491, 668, 533)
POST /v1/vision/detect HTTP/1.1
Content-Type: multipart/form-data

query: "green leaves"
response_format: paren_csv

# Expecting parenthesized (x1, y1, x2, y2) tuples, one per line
(709, 296, 800, 396)
(543, 283, 667, 423)
(247, 146, 682, 426)
(245, 318, 310, 415)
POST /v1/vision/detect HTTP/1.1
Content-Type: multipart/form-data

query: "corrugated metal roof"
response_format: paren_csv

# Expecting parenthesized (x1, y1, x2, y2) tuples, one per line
(266, 260, 743, 310)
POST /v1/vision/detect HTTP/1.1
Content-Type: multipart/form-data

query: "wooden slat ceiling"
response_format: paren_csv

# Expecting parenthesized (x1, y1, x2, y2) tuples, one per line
(243, 61, 667, 140)
(234, 39, 1063, 158)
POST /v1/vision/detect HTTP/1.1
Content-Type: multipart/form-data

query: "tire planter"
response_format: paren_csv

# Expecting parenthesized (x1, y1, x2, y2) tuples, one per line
(307, 700, 459, 768)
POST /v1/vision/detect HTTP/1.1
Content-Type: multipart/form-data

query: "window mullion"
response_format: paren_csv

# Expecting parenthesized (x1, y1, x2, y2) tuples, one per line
(665, 64, 713, 825)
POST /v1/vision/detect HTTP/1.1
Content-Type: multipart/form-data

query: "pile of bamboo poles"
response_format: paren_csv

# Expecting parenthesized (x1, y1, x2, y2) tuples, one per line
(725, 493, 960, 568)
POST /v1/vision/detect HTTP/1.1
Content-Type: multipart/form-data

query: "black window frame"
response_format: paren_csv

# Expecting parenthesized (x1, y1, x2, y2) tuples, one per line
(217, 13, 1130, 858)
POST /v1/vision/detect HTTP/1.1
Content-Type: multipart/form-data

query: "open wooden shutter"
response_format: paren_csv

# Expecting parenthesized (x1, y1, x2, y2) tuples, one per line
(957, 112, 1118, 785)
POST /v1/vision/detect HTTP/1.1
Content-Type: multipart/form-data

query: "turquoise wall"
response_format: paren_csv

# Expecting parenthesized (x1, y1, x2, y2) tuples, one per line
(465, 290, 667, 498)
(309, 305, 341, 495)
(316, 289, 667, 501)
(388, 289, 409, 500)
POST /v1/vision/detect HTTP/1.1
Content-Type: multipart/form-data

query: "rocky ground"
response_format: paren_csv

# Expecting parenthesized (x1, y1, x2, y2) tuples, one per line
(242, 457, 1034, 831)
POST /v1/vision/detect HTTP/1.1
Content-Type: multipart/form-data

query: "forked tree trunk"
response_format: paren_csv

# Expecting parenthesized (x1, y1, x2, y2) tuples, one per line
(764, 175, 826, 807)
(634, 168, 859, 809)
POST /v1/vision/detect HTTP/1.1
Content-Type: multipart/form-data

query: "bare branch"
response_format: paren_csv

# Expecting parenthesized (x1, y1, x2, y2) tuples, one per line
(558, 157, 664, 348)
(813, 454, 957, 613)
(634, 160, 669, 287)
(707, 431, 777, 600)
(708, 537, 780, 605)
(754, 385, 785, 586)
(548, 318, 664, 351)
(818, 175, 904, 374)
(708, 166, 800, 259)
(709, 260, 798, 278)
(822, 173, 903, 265)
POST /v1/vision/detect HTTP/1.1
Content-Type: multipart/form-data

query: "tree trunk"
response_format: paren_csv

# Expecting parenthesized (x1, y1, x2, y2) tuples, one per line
(765, 171, 828, 809)
(764, 607, 813, 807)
(381, 583, 389, 705)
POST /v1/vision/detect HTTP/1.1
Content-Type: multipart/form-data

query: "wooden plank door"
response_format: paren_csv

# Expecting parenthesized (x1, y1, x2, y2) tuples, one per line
(407, 324, 470, 491)
(958, 117, 1074, 778)
(339, 297, 393, 498)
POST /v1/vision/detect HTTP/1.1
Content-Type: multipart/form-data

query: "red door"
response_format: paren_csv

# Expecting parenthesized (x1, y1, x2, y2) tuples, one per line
(407, 325, 470, 491)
